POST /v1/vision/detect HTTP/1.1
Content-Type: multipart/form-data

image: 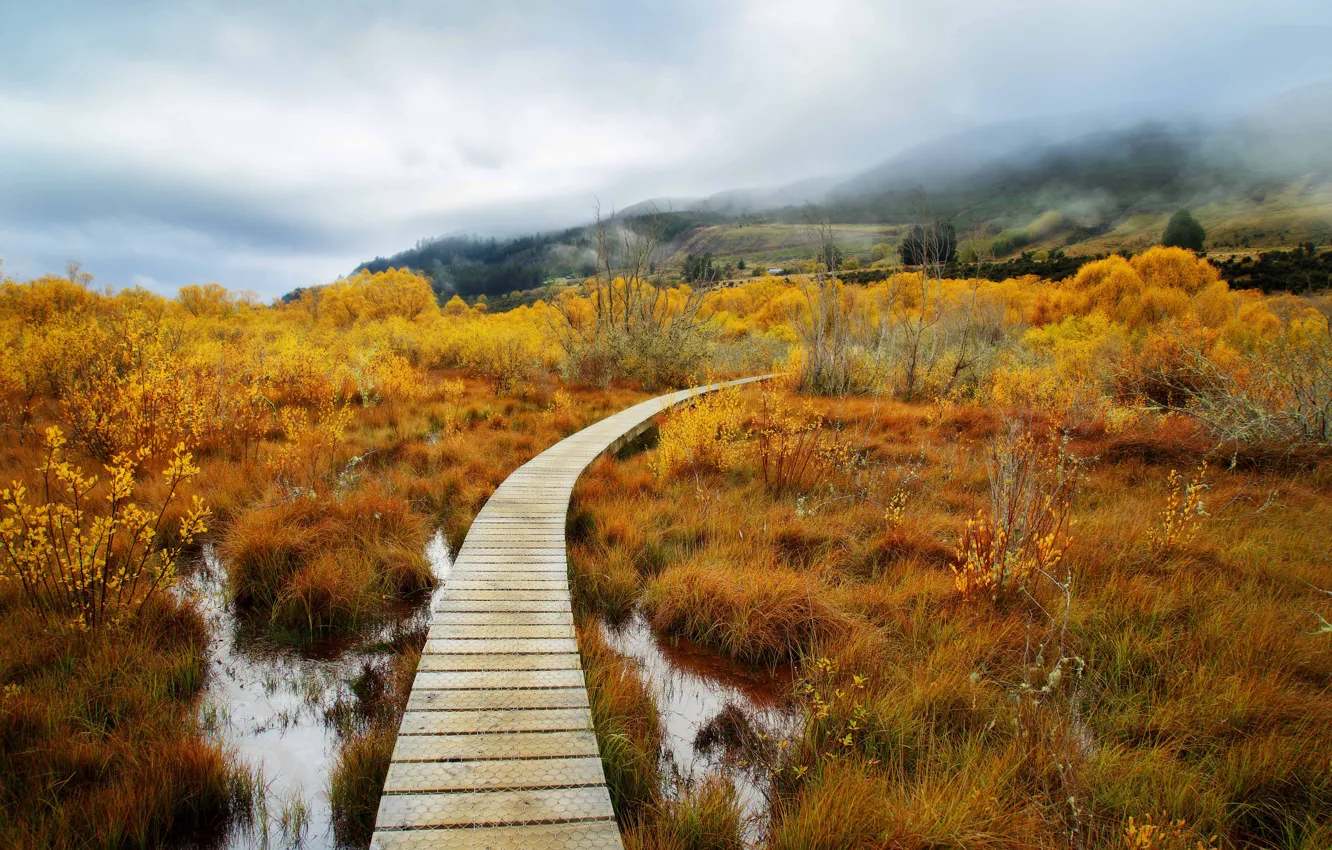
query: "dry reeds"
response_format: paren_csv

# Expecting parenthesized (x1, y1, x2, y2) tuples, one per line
(0, 592, 252, 849)
(571, 382, 1332, 848)
(221, 485, 431, 635)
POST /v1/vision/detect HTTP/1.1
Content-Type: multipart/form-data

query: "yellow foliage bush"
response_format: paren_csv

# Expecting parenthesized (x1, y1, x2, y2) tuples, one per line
(344, 348, 427, 405)
(997, 313, 1127, 425)
(59, 320, 230, 461)
(649, 387, 746, 479)
(952, 425, 1079, 603)
(750, 383, 849, 490)
(456, 319, 546, 394)
(1129, 246, 1221, 294)
(1150, 463, 1208, 553)
(0, 427, 209, 628)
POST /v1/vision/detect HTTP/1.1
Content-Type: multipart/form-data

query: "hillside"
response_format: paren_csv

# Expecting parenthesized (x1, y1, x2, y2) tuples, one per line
(814, 120, 1332, 256)
(350, 112, 1332, 300)
(353, 211, 728, 301)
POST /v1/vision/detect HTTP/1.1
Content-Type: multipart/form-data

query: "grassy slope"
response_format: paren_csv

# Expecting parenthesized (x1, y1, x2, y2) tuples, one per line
(662, 224, 901, 266)
(1072, 179, 1332, 257)
(655, 177, 1332, 270)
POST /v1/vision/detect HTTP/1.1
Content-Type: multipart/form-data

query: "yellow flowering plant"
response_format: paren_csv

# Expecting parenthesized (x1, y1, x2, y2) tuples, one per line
(0, 426, 210, 629)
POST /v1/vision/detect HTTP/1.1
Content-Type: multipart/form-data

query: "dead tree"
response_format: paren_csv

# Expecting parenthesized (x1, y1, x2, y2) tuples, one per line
(794, 203, 860, 395)
(551, 202, 715, 386)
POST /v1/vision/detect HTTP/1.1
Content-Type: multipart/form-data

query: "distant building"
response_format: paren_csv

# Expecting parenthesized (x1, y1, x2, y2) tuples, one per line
(767, 268, 785, 275)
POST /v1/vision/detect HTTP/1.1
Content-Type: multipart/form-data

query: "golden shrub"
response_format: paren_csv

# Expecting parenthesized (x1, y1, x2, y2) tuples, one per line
(952, 425, 1079, 603)
(0, 427, 209, 628)
(650, 386, 747, 479)
(1129, 246, 1221, 294)
(1150, 463, 1208, 553)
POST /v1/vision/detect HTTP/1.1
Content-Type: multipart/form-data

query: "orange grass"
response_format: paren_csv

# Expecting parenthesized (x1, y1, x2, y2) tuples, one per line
(0, 591, 252, 849)
(580, 616, 665, 826)
(572, 384, 1332, 849)
(221, 484, 432, 634)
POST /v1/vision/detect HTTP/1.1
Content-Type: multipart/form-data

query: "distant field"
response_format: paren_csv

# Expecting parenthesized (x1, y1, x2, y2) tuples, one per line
(657, 177, 1332, 269)
(663, 223, 904, 266)
(1069, 180, 1332, 257)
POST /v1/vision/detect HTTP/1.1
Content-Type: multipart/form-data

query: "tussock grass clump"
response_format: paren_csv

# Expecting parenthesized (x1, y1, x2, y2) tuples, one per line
(221, 485, 431, 634)
(0, 592, 251, 849)
(625, 777, 745, 850)
(644, 561, 849, 666)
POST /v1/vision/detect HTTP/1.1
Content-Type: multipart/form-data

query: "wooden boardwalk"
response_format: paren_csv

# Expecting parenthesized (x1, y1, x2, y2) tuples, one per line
(371, 377, 768, 850)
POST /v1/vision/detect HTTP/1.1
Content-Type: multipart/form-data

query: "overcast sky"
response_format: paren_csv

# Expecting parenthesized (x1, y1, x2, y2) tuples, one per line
(2, 0, 1330, 298)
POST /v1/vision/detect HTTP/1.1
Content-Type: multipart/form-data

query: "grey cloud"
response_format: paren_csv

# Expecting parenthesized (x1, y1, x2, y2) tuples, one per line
(455, 140, 508, 171)
(2, 0, 1330, 297)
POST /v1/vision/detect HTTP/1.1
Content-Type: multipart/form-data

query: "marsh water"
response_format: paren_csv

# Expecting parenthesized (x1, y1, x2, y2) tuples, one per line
(181, 532, 453, 849)
(186, 531, 791, 848)
(600, 610, 799, 843)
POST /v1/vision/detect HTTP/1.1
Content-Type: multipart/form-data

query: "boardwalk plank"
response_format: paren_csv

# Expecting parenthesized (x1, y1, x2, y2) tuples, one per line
(373, 376, 769, 848)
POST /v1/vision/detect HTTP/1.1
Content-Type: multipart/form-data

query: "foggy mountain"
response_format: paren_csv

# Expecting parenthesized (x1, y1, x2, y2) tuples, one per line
(352, 88, 1332, 301)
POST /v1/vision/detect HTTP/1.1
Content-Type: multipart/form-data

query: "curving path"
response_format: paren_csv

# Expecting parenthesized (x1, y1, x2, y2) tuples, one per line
(371, 377, 770, 850)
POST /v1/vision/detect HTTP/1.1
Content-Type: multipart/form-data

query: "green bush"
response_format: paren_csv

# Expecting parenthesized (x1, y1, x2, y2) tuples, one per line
(1163, 208, 1205, 251)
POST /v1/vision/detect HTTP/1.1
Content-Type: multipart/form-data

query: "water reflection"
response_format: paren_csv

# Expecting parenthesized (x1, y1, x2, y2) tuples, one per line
(600, 610, 797, 843)
(181, 531, 452, 849)
(423, 530, 454, 584)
